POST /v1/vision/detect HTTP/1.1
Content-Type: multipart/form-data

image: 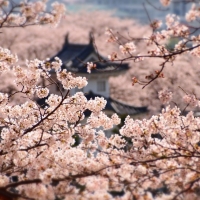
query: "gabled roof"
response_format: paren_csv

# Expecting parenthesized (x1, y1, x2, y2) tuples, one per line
(52, 33, 129, 74)
(108, 97, 148, 115)
(85, 91, 148, 116)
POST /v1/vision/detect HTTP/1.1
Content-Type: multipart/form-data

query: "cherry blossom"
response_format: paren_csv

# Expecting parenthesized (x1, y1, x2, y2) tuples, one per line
(86, 62, 96, 73)
(158, 89, 173, 104)
(119, 42, 136, 55)
(1, 1, 200, 200)
(160, 0, 171, 7)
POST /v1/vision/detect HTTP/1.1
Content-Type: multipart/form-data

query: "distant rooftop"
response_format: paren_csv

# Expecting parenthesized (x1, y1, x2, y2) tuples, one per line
(85, 91, 148, 116)
(52, 33, 129, 74)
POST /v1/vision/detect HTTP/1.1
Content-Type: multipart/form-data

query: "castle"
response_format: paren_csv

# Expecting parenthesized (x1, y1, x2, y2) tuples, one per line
(50, 33, 148, 118)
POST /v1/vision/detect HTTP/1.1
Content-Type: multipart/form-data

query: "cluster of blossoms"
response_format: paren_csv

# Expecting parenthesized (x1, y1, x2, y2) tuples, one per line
(185, 4, 200, 22)
(110, 14, 188, 57)
(36, 87, 49, 99)
(0, 47, 18, 71)
(2, 1, 200, 200)
(4, 96, 200, 200)
(108, 52, 118, 61)
(0, 44, 123, 199)
(119, 42, 136, 55)
(0, 92, 8, 106)
(1, 44, 200, 199)
(160, 0, 171, 7)
(57, 69, 87, 89)
(105, 28, 118, 43)
(86, 62, 96, 73)
(183, 94, 199, 107)
(150, 20, 162, 30)
(104, 3, 200, 89)
(158, 89, 173, 104)
(0, 0, 66, 28)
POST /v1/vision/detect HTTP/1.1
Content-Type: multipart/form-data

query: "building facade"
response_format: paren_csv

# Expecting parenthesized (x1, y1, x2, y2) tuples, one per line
(49, 33, 148, 117)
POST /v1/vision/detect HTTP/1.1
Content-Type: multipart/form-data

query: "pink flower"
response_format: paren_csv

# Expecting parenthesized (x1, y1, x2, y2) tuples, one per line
(158, 90, 173, 104)
(86, 62, 96, 73)
(183, 94, 198, 107)
(160, 0, 171, 6)
(119, 42, 136, 54)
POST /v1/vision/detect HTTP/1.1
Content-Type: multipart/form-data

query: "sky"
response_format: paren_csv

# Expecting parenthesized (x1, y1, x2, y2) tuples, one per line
(49, 0, 190, 25)
(48, 0, 157, 24)
(13, 0, 189, 25)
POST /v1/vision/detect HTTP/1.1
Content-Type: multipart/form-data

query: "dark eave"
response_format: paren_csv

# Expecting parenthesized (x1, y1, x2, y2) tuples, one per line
(108, 97, 148, 115)
(54, 43, 94, 67)
(85, 91, 148, 116)
(65, 61, 129, 74)
(51, 39, 129, 74)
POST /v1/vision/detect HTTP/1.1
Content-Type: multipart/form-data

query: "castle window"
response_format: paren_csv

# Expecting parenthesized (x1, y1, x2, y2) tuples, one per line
(97, 81, 106, 92)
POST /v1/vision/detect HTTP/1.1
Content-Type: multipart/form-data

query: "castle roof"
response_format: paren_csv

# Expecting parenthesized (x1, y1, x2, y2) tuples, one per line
(84, 91, 148, 116)
(52, 33, 129, 74)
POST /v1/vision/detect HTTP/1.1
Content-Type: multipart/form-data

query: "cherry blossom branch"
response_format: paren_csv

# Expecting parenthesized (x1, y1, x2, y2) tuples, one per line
(23, 90, 70, 136)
